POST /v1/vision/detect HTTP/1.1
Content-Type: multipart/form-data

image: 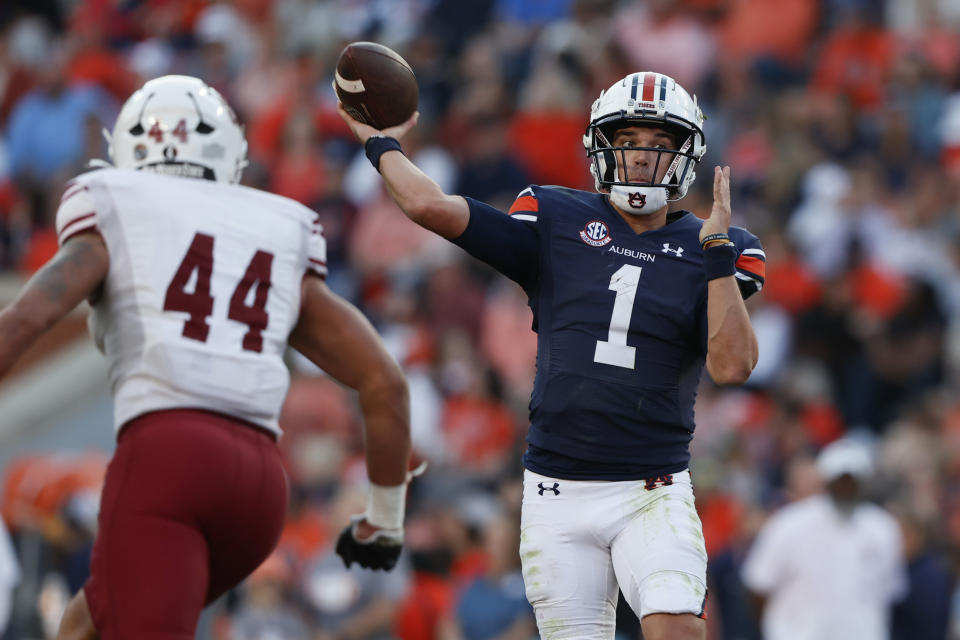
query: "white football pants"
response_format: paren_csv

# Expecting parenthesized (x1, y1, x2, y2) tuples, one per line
(520, 469, 708, 639)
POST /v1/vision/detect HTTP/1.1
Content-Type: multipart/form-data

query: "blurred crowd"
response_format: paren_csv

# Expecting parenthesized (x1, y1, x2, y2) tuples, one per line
(1, 0, 960, 638)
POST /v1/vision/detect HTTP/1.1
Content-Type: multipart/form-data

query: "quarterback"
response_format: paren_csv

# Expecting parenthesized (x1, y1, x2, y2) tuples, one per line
(0, 76, 411, 639)
(338, 71, 764, 639)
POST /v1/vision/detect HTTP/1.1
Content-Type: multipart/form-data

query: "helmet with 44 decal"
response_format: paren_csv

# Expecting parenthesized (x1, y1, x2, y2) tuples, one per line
(583, 72, 706, 207)
(106, 75, 248, 184)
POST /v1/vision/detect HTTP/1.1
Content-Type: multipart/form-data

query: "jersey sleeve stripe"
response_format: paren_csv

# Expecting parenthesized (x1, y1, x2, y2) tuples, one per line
(511, 214, 538, 222)
(508, 195, 539, 215)
(735, 268, 764, 282)
(736, 272, 763, 291)
(309, 257, 326, 267)
(60, 184, 88, 203)
(59, 220, 98, 245)
(741, 248, 766, 259)
(59, 212, 96, 238)
(736, 255, 765, 279)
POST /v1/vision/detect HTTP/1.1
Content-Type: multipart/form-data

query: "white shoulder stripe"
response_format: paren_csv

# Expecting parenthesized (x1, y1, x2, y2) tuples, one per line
(741, 248, 766, 259)
(735, 272, 763, 291)
(511, 214, 538, 222)
(516, 187, 534, 198)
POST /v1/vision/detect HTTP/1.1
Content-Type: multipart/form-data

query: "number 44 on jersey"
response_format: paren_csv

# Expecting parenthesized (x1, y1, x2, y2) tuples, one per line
(163, 232, 274, 353)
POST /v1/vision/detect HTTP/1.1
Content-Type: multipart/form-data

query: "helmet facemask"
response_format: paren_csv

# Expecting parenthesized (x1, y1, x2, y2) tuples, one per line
(588, 121, 697, 199)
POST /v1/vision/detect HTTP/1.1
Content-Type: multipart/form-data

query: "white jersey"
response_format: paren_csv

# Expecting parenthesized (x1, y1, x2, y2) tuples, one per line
(55, 168, 327, 436)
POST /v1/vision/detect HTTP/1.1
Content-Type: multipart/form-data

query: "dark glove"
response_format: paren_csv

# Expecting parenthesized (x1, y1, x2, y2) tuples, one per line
(335, 516, 403, 571)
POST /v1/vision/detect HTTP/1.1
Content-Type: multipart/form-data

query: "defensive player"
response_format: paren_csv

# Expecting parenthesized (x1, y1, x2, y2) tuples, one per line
(337, 71, 764, 640)
(0, 75, 411, 640)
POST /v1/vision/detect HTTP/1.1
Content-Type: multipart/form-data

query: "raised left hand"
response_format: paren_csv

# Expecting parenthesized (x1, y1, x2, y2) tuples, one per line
(699, 166, 732, 243)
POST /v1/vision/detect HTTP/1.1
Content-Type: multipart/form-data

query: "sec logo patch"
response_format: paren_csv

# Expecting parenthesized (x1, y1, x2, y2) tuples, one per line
(580, 220, 612, 247)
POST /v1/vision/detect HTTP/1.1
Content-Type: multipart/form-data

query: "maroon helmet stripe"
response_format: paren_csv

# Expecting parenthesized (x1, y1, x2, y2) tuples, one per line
(642, 73, 655, 102)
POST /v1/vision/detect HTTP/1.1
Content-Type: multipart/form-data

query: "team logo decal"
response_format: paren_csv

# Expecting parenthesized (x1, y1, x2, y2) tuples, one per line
(627, 192, 646, 208)
(134, 144, 148, 161)
(163, 145, 178, 160)
(644, 474, 674, 491)
(580, 220, 612, 247)
(662, 242, 684, 257)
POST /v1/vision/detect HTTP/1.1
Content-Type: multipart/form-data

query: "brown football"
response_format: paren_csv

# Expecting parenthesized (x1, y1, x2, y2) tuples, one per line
(334, 42, 418, 130)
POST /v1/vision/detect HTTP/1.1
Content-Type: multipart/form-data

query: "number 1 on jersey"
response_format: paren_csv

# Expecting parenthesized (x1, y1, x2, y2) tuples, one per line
(594, 264, 642, 369)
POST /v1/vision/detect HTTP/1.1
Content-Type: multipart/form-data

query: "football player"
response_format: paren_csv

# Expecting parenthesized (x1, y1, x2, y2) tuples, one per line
(337, 71, 764, 640)
(0, 75, 412, 640)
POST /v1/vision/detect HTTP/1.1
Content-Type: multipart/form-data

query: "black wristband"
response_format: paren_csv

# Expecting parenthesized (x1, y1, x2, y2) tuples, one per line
(364, 136, 403, 172)
(700, 232, 730, 248)
(703, 243, 737, 281)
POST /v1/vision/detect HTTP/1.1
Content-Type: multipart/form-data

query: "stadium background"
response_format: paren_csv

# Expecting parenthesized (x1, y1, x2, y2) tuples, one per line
(0, 0, 959, 638)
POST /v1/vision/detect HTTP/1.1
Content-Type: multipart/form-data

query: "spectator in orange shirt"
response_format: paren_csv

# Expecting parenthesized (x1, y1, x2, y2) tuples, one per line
(435, 332, 518, 477)
(717, 0, 818, 68)
(812, 7, 896, 112)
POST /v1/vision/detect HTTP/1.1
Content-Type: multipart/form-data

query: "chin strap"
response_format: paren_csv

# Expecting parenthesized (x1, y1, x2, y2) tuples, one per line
(662, 134, 692, 188)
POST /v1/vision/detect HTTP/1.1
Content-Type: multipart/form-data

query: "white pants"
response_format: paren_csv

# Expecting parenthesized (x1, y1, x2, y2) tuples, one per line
(520, 469, 708, 639)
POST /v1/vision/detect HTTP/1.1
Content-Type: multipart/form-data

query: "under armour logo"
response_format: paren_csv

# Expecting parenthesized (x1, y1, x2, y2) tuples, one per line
(627, 192, 647, 208)
(537, 482, 560, 496)
(662, 243, 684, 257)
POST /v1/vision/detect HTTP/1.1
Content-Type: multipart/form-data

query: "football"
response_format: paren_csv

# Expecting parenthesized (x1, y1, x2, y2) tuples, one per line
(334, 42, 418, 130)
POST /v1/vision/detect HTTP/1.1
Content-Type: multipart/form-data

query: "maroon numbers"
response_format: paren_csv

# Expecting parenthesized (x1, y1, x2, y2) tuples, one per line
(172, 118, 188, 143)
(164, 233, 274, 352)
(228, 250, 274, 353)
(163, 233, 214, 342)
(148, 122, 164, 143)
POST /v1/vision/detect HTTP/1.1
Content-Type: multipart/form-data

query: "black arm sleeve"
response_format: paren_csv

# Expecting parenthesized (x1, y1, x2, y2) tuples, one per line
(449, 197, 540, 289)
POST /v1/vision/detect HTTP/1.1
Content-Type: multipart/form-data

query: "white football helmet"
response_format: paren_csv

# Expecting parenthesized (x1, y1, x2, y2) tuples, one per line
(106, 75, 247, 184)
(583, 72, 706, 204)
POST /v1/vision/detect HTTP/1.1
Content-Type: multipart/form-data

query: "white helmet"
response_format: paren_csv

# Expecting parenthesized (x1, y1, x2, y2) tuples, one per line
(583, 72, 705, 202)
(107, 75, 247, 184)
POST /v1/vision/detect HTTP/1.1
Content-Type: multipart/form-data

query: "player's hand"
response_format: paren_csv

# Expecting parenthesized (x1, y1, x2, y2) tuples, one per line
(335, 515, 403, 571)
(335, 103, 419, 145)
(700, 166, 732, 243)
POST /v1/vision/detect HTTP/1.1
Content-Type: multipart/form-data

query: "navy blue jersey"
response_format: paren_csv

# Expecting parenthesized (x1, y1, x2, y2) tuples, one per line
(452, 185, 764, 480)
